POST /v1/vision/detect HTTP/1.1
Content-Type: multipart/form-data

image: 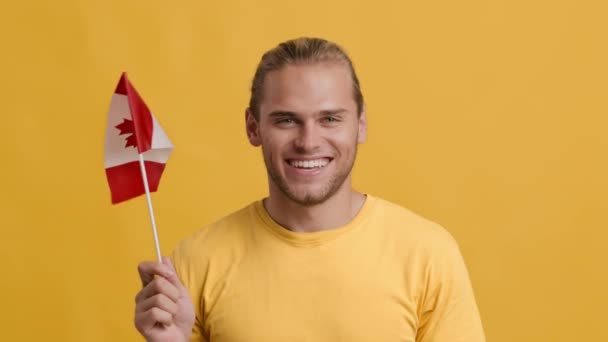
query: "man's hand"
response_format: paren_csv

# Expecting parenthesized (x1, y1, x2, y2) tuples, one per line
(135, 257, 195, 342)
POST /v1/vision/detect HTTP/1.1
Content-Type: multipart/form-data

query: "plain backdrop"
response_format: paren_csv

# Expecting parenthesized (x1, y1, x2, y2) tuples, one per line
(1, 0, 606, 341)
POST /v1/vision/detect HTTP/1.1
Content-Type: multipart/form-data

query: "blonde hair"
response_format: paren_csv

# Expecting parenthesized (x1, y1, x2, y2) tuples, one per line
(248, 37, 364, 119)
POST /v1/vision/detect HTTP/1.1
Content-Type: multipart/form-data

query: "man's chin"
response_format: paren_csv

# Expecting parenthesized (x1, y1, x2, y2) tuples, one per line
(284, 187, 333, 207)
(289, 194, 329, 207)
(268, 171, 343, 207)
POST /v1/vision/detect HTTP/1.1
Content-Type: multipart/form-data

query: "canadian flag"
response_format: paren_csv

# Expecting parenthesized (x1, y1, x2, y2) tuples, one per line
(104, 72, 173, 204)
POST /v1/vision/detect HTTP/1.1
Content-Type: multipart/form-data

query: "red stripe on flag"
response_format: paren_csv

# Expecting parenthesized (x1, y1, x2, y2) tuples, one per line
(115, 72, 154, 154)
(105, 161, 166, 204)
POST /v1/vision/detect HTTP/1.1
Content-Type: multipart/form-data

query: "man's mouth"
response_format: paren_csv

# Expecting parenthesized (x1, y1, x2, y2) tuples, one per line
(287, 158, 331, 169)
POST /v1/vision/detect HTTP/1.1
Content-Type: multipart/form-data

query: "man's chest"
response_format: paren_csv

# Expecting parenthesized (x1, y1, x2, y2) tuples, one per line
(200, 249, 420, 341)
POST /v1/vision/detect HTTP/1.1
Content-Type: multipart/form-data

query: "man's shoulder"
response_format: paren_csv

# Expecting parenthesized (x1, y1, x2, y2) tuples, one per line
(369, 195, 458, 250)
(172, 201, 258, 261)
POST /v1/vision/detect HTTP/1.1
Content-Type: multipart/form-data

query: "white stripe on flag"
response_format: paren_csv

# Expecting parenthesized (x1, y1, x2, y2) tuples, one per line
(104, 94, 172, 168)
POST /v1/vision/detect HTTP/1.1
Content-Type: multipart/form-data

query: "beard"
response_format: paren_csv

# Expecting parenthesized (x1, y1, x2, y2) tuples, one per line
(262, 143, 358, 207)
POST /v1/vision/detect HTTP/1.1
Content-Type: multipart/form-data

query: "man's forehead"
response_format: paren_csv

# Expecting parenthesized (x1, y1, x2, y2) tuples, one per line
(260, 63, 356, 114)
(264, 62, 352, 85)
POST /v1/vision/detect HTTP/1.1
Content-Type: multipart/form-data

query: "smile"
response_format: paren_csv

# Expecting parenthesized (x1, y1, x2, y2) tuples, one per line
(287, 158, 331, 169)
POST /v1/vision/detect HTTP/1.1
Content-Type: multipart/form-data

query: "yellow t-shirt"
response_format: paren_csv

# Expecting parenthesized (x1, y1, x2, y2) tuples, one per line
(172, 195, 485, 341)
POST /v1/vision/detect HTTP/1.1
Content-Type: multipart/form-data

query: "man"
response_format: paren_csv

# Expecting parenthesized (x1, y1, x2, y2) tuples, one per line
(134, 37, 485, 342)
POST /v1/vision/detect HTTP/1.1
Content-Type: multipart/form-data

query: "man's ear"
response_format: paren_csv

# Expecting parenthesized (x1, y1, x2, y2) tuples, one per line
(357, 105, 368, 144)
(245, 108, 262, 146)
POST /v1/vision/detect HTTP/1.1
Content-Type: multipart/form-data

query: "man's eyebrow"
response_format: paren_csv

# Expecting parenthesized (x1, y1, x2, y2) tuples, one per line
(268, 111, 298, 118)
(320, 108, 348, 115)
(267, 109, 349, 118)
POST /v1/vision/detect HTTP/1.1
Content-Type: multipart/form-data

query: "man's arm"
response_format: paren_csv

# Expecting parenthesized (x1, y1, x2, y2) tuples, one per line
(171, 240, 208, 342)
(416, 235, 485, 342)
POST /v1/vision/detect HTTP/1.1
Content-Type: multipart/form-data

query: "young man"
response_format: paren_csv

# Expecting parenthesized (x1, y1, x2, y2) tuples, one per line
(134, 37, 485, 342)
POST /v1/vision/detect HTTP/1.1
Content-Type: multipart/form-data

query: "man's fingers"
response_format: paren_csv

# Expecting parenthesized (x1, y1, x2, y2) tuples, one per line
(135, 277, 180, 304)
(137, 260, 174, 287)
(136, 293, 179, 315)
(134, 307, 173, 332)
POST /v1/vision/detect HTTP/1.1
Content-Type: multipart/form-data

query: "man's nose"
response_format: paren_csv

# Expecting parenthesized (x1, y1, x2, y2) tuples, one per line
(293, 122, 320, 153)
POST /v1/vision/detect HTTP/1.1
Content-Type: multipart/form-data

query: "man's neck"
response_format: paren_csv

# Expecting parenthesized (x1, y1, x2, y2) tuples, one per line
(263, 182, 366, 233)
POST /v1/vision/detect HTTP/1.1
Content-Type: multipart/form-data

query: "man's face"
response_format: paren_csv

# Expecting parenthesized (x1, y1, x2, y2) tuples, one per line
(246, 62, 367, 206)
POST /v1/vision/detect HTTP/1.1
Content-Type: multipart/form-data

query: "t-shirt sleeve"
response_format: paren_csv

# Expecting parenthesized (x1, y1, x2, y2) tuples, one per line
(416, 233, 485, 342)
(172, 239, 208, 342)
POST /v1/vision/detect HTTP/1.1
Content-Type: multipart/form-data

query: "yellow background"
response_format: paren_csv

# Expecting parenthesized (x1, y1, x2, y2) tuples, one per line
(1, 0, 606, 340)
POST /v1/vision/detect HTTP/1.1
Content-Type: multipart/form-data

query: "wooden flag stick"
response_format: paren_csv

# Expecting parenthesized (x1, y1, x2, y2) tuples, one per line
(138, 153, 162, 263)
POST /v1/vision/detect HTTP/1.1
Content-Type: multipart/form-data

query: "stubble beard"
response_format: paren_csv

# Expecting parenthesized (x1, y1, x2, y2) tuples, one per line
(263, 144, 358, 207)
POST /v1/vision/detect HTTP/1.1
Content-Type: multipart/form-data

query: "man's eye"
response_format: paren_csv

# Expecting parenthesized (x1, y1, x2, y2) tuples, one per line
(277, 118, 295, 124)
(323, 116, 338, 123)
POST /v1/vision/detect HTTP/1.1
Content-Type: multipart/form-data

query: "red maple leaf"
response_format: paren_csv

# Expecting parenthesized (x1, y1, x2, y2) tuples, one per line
(115, 118, 137, 148)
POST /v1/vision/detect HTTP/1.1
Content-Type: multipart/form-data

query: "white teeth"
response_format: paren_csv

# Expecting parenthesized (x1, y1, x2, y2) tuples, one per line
(290, 159, 329, 169)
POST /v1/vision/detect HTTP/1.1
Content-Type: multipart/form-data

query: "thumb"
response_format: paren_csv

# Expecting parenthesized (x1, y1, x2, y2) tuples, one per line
(161, 256, 176, 272)
(161, 257, 188, 294)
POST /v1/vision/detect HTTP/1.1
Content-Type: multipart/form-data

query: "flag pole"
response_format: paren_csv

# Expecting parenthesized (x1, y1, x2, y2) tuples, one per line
(138, 153, 162, 263)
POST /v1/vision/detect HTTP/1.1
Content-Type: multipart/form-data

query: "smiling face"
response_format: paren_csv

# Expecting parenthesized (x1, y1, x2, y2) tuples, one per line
(246, 62, 367, 206)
